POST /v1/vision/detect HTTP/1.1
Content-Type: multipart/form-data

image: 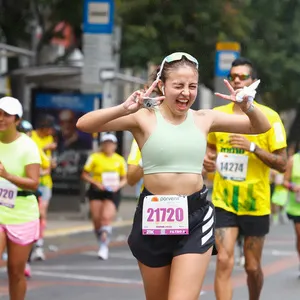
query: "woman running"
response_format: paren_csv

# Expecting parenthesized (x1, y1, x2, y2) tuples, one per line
(17, 119, 51, 277)
(76, 52, 271, 300)
(81, 133, 127, 260)
(0, 97, 41, 299)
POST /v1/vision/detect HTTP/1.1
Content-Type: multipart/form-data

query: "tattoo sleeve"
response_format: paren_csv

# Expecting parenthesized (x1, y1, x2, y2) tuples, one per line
(254, 147, 287, 173)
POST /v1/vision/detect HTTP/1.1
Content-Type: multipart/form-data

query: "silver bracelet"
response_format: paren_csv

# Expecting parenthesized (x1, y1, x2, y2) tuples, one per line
(245, 103, 255, 114)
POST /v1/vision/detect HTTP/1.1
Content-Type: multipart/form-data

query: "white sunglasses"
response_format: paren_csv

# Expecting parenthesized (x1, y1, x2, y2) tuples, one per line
(156, 52, 199, 80)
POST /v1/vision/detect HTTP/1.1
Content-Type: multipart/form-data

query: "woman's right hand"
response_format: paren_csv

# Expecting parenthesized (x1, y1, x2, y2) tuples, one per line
(94, 182, 105, 191)
(122, 80, 165, 113)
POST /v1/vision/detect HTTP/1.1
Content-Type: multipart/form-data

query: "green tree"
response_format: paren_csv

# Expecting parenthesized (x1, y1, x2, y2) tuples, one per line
(116, 0, 300, 111)
(2, 0, 300, 111)
(0, 0, 82, 68)
(116, 0, 251, 89)
(242, 0, 300, 110)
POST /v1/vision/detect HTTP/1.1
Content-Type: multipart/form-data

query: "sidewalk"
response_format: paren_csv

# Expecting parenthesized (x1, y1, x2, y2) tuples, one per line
(44, 200, 137, 238)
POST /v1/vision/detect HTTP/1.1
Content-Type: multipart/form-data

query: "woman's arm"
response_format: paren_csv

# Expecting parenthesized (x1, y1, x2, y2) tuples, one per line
(77, 81, 164, 134)
(208, 79, 271, 134)
(209, 107, 271, 134)
(81, 171, 103, 190)
(119, 176, 127, 189)
(127, 164, 143, 186)
(2, 163, 40, 191)
(77, 104, 137, 134)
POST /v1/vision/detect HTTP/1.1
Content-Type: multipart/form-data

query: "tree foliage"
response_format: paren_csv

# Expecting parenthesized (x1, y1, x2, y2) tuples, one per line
(1, 0, 300, 110)
(116, 0, 300, 111)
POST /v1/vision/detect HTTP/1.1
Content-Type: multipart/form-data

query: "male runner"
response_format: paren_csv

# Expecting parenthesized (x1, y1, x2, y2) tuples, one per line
(204, 57, 287, 300)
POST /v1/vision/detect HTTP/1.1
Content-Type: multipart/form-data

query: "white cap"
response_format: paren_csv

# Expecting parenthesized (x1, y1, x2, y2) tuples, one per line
(0, 97, 23, 118)
(100, 133, 117, 143)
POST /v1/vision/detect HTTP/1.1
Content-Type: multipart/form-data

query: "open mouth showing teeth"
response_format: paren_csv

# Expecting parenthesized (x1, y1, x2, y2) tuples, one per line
(176, 99, 189, 109)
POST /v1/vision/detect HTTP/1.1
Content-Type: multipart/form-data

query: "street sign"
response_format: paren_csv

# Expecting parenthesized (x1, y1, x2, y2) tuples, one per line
(215, 42, 241, 77)
(81, 0, 115, 89)
(213, 42, 241, 107)
(83, 0, 114, 34)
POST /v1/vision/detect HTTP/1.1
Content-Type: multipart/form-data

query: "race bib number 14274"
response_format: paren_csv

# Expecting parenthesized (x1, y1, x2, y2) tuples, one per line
(216, 153, 248, 181)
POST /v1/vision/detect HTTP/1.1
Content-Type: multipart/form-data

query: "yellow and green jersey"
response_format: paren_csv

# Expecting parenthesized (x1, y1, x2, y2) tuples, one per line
(208, 102, 287, 216)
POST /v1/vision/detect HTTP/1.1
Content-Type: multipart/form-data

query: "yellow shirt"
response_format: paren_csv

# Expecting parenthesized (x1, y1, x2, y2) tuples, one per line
(127, 139, 144, 192)
(127, 139, 142, 166)
(31, 131, 54, 158)
(31, 131, 54, 189)
(39, 148, 53, 188)
(208, 102, 287, 216)
(84, 152, 127, 183)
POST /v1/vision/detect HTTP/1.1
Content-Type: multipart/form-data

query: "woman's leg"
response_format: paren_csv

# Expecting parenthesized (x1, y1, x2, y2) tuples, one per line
(89, 199, 103, 238)
(138, 261, 171, 300)
(97, 199, 117, 259)
(0, 230, 6, 261)
(7, 239, 33, 300)
(294, 222, 300, 274)
(168, 249, 212, 300)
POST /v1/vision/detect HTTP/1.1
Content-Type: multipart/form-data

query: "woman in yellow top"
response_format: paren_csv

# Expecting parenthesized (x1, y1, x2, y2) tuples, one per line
(15, 120, 52, 277)
(31, 115, 56, 261)
(81, 133, 127, 260)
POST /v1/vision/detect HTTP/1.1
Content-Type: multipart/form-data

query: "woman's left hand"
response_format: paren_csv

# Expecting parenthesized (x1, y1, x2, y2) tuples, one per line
(215, 79, 252, 112)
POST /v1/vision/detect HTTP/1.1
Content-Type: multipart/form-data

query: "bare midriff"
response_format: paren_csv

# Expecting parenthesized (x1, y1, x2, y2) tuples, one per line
(144, 173, 204, 195)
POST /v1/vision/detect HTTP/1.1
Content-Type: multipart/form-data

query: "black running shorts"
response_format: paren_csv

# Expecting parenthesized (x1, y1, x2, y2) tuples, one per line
(215, 207, 270, 236)
(87, 186, 121, 209)
(128, 186, 217, 268)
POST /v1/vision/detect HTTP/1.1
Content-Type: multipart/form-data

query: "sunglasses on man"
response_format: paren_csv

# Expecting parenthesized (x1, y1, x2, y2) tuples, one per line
(227, 73, 251, 81)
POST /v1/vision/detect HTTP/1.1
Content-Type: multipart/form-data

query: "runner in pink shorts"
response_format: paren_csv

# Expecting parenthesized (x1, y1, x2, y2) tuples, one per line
(0, 97, 41, 300)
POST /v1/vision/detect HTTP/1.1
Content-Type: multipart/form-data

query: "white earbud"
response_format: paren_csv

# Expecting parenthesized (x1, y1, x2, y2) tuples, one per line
(162, 86, 165, 95)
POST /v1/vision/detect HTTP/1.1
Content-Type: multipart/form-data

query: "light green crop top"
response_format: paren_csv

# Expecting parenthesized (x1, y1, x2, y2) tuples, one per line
(141, 109, 206, 174)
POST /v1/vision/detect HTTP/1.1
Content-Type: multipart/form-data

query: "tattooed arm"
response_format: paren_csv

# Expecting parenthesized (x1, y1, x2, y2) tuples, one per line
(229, 135, 287, 173)
(253, 147, 287, 173)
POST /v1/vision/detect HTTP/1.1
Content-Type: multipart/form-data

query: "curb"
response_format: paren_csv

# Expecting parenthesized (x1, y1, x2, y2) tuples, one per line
(44, 219, 133, 239)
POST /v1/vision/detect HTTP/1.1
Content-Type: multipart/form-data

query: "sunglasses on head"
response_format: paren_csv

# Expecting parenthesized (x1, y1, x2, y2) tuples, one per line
(227, 73, 251, 81)
(156, 52, 199, 80)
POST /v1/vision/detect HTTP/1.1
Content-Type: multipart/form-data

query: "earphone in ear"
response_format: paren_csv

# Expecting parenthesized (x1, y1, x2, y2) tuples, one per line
(162, 86, 165, 95)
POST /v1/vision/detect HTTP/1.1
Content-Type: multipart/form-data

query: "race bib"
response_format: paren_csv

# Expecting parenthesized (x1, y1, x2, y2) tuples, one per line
(102, 172, 120, 190)
(142, 195, 189, 235)
(216, 153, 248, 181)
(0, 181, 18, 208)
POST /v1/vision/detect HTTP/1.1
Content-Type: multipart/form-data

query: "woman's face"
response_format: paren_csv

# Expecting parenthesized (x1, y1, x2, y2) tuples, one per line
(0, 110, 18, 132)
(101, 141, 117, 155)
(162, 66, 198, 114)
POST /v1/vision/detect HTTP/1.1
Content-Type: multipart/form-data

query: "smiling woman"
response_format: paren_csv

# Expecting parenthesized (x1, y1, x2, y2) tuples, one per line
(0, 96, 41, 300)
(76, 52, 271, 300)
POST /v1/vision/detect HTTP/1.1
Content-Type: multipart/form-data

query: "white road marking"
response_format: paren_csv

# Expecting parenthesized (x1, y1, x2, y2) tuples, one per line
(32, 270, 143, 285)
(270, 249, 296, 256)
(30, 265, 139, 271)
(82, 251, 135, 259)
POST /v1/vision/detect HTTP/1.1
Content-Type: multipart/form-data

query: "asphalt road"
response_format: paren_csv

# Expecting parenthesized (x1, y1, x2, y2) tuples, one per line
(0, 222, 299, 299)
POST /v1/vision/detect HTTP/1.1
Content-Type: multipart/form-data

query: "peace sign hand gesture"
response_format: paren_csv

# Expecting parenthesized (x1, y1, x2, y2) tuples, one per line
(214, 79, 254, 113)
(123, 80, 165, 114)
